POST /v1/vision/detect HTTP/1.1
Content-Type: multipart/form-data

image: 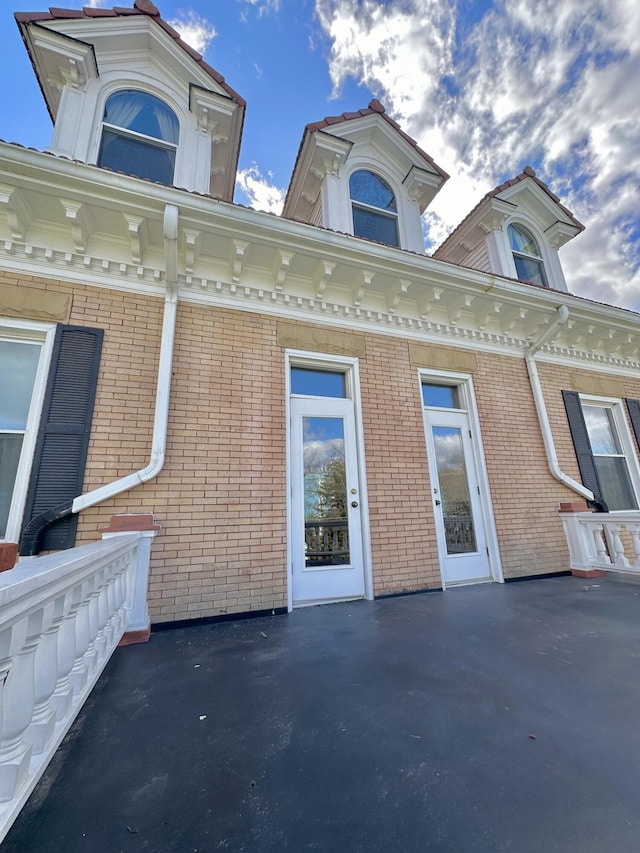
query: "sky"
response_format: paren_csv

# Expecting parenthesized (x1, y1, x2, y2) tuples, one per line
(2, 0, 639, 311)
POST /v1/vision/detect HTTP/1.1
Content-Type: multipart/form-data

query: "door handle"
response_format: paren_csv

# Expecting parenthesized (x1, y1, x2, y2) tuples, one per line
(434, 499, 441, 506)
(351, 501, 359, 508)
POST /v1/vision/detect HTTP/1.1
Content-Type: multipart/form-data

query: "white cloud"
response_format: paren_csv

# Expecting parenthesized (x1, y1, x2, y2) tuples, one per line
(314, 0, 640, 309)
(167, 11, 217, 55)
(236, 165, 286, 215)
(238, 0, 281, 16)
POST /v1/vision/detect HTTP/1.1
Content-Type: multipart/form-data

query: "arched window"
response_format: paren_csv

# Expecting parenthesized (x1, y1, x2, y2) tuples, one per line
(98, 90, 179, 185)
(508, 223, 548, 287)
(349, 170, 399, 247)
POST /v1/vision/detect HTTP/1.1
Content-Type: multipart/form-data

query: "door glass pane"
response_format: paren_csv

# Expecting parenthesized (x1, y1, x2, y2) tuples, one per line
(422, 384, 460, 409)
(0, 435, 24, 537)
(291, 368, 346, 398)
(0, 340, 41, 429)
(432, 426, 477, 554)
(303, 417, 349, 566)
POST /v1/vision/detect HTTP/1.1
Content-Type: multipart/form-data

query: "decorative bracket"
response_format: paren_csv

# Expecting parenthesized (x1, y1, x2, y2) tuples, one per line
(447, 292, 473, 325)
(351, 270, 374, 307)
(387, 278, 410, 314)
(498, 303, 527, 334)
(273, 250, 294, 291)
(403, 166, 444, 212)
(0, 184, 32, 241)
(183, 229, 201, 281)
(231, 240, 249, 283)
(474, 297, 501, 330)
(122, 214, 147, 265)
(60, 199, 93, 253)
(545, 220, 581, 249)
(417, 285, 443, 319)
(314, 260, 336, 299)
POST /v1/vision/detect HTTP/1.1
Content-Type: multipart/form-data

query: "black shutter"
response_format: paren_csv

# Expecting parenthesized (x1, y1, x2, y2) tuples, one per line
(20, 325, 103, 553)
(561, 390, 607, 512)
(625, 399, 640, 453)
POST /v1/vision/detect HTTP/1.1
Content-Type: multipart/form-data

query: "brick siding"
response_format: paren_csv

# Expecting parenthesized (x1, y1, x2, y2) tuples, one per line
(4, 269, 640, 620)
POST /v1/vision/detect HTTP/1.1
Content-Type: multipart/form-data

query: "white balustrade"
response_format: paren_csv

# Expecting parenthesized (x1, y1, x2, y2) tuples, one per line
(0, 532, 153, 843)
(560, 510, 640, 574)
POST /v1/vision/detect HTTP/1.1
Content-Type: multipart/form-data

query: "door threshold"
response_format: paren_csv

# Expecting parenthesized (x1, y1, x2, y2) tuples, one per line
(293, 595, 364, 609)
(445, 577, 494, 588)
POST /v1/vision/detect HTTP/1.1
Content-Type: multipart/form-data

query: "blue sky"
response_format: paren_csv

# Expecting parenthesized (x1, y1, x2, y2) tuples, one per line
(2, 0, 639, 310)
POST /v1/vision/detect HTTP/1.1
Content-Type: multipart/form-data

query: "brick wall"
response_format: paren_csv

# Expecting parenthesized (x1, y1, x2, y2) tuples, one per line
(5, 269, 640, 620)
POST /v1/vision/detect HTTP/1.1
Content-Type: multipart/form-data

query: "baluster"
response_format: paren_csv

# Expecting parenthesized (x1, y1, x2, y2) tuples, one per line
(591, 525, 610, 565)
(110, 559, 127, 639)
(50, 590, 80, 721)
(86, 571, 104, 673)
(69, 580, 92, 693)
(0, 612, 43, 802)
(629, 524, 640, 570)
(99, 565, 115, 651)
(609, 524, 630, 567)
(91, 568, 109, 663)
(25, 597, 64, 755)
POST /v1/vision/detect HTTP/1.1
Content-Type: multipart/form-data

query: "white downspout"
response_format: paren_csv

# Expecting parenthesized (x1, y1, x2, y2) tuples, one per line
(525, 304, 594, 502)
(72, 203, 179, 514)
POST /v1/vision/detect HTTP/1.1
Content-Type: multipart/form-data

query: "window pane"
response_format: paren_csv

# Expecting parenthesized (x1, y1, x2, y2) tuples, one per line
(0, 340, 41, 430)
(104, 90, 179, 143)
(291, 368, 346, 398)
(0, 434, 24, 537)
(303, 417, 349, 566)
(513, 255, 547, 286)
(99, 130, 176, 185)
(349, 170, 396, 211)
(422, 384, 460, 409)
(352, 206, 399, 247)
(583, 406, 620, 454)
(508, 223, 540, 255)
(432, 426, 477, 554)
(594, 457, 638, 511)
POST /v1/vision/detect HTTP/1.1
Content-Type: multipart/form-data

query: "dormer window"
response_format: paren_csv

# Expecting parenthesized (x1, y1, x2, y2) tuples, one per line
(349, 170, 399, 248)
(98, 90, 179, 185)
(508, 223, 548, 287)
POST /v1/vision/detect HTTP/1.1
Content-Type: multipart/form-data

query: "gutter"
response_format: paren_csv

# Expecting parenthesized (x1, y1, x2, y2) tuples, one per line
(524, 304, 594, 503)
(20, 204, 179, 555)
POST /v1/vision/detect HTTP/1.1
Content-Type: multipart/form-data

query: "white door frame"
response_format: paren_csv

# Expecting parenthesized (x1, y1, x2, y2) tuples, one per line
(418, 368, 503, 589)
(285, 350, 373, 611)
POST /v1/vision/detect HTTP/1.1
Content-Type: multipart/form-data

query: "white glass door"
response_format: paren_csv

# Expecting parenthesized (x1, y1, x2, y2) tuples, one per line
(290, 395, 365, 606)
(424, 405, 491, 586)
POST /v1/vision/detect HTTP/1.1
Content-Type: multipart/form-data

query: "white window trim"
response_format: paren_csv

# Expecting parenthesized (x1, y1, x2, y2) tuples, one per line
(417, 368, 503, 584)
(0, 319, 56, 543)
(579, 393, 640, 511)
(285, 350, 373, 610)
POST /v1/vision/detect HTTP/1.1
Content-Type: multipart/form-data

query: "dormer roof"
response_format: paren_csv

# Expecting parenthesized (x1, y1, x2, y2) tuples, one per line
(15, 1, 245, 202)
(434, 166, 585, 264)
(283, 99, 449, 224)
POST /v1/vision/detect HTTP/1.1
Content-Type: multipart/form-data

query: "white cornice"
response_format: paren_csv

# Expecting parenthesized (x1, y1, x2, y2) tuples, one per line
(23, 24, 99, 118)
(282, 131, 353, 222)
(1, 142, 640, 373)
(402, 166, 443, 213)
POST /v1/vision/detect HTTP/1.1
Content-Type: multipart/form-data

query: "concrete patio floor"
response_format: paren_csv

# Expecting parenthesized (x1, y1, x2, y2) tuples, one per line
(5, 575, 640, 852)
